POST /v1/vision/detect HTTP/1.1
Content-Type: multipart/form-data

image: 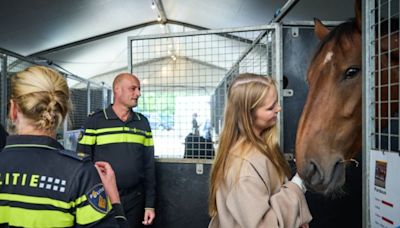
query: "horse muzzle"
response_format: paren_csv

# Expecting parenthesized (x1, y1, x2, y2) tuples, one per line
(301, 157, 346, 195)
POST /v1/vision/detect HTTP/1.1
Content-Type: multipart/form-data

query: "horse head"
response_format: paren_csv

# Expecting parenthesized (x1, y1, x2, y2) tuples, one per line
(295, 17, 362, 195)
(295, 0, 399, 195)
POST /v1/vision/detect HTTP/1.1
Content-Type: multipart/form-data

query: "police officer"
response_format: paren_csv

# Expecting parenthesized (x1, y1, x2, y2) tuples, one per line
(78, 73, 156, 227)
(0, 66, 128, 227)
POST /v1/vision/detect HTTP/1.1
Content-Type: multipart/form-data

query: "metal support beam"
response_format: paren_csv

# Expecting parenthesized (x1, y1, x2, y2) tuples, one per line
(153, 0, 168, 24)
(28, 21, 160, 57)
(270, 0, 300, 23)
(283, 20, 344, 28)
(362, 0, 374, 227)
(86, 82, 91, 115)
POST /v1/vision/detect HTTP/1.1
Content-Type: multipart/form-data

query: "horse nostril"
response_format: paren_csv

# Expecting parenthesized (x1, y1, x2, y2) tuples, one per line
(308, 160, 324, 186)
(330, 159, 345, 184)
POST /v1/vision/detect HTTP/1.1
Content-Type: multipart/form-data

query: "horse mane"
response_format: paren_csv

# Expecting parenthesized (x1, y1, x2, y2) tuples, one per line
(311, 19, 359, 64)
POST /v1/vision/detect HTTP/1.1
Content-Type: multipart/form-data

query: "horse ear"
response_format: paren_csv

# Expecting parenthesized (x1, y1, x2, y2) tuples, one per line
(355, 0, 362, 31)
(314, 18, 330, 40)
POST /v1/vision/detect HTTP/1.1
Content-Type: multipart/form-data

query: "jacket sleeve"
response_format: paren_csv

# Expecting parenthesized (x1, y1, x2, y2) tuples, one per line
(77, 116, 97, 159)
(142, 117, 156, 209)
(112, 203, 131, 228)
(225, 170, 312, 228)
(73, 163, 120, 227)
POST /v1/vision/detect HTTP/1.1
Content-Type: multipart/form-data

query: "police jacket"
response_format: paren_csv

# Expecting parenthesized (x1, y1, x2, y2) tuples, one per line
(78, 105, 156, 209)
(0, 135, 128, 227)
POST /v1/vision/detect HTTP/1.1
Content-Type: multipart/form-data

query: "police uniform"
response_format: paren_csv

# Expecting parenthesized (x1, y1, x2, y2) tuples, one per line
(0, 135, 126, 227)
(78, 105, 156, 227)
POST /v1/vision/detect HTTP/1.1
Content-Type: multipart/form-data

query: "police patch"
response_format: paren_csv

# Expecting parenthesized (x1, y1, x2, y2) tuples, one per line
(86, 184, 109, 214)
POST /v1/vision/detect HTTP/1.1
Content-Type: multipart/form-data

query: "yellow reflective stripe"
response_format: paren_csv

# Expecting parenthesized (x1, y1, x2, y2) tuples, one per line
(79, 135, 96, 145)
(0, 205, 74, 227)
(96, 133, 154, 146)
(74, 194, 87, 206)
(85, 127, 152, 136)
(94, 127, 125, 134)
(75, 204, 108, 225)
(144, 137, 154, 147)
(0, 193, 71, 209)
(85, 129, 97, 134)
(0, 193, 88, 210)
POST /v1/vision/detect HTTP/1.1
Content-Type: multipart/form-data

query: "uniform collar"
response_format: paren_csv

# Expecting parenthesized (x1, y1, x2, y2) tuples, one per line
(5, 135, 64, 150)
(104, 104, 141, 121)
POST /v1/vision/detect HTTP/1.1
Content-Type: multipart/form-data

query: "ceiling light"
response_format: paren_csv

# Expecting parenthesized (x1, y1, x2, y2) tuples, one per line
(157, 15, 162, 22)
(151, 1, 156, 9)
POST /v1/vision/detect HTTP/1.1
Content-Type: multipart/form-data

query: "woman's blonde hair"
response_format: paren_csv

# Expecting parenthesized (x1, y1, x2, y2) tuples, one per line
(208, 73, 290, 216)
(10, 66, 71, 133)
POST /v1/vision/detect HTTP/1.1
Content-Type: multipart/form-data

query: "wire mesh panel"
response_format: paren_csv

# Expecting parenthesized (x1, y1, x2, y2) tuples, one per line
(0, 54, 35, 128)
(367, 0, 400, 152)
(68, 82, 112, 129)
(128, 25, 282, 159)
(364, 0, 400, 227)
(0, 49, 112, 149)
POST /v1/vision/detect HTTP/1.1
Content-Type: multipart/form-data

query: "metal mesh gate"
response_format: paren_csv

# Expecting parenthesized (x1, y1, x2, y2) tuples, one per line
(364, 0, 399, 226)
(366, 0, 400, 152)
(128, 24, 283, 159)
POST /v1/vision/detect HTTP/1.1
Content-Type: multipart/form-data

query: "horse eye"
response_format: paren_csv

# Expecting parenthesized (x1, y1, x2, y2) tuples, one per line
(344, 67, 360, 80)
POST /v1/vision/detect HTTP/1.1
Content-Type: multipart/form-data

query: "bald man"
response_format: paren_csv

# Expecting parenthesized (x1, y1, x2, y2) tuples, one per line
(78, 73, 156, 227)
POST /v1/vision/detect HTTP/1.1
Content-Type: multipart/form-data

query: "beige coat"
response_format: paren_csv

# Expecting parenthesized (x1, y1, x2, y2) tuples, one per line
(209, 147, 312, 228)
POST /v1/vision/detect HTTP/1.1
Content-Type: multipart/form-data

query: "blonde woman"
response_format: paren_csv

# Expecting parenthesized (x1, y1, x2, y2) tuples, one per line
(0, 66, 128, 227)
(209, 73, 312, 228)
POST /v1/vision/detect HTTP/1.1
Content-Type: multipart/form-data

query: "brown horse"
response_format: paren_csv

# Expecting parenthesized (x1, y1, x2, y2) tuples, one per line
(295, 3, 399, 194)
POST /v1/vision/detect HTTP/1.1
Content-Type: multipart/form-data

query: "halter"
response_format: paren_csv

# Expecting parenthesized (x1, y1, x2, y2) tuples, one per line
(339, 158, 359, 167)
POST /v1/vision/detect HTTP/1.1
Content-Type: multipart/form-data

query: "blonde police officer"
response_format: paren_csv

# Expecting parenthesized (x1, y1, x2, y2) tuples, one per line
(0, 66, 128, 227)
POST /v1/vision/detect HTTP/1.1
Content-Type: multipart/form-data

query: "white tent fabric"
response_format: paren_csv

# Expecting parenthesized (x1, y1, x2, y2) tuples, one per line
(0, 0, 354, 83)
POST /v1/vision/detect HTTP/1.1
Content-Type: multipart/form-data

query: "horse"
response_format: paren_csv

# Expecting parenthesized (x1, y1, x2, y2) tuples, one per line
(295, 0, 399, 195)
(293, 1, 399, 227)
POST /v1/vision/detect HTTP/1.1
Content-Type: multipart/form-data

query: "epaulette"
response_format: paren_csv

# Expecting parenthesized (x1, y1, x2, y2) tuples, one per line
(59, 149, 90, 161)
(134, 112, 143, 121)
(88, 109, 102, 117)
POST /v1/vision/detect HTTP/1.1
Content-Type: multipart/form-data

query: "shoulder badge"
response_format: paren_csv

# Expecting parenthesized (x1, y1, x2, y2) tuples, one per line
(59, 149, 90, 161)
(86, 184, 110, 214)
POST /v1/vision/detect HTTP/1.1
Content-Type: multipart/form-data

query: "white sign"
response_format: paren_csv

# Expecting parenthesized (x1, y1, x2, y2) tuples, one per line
(369, 150, 400, 228)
